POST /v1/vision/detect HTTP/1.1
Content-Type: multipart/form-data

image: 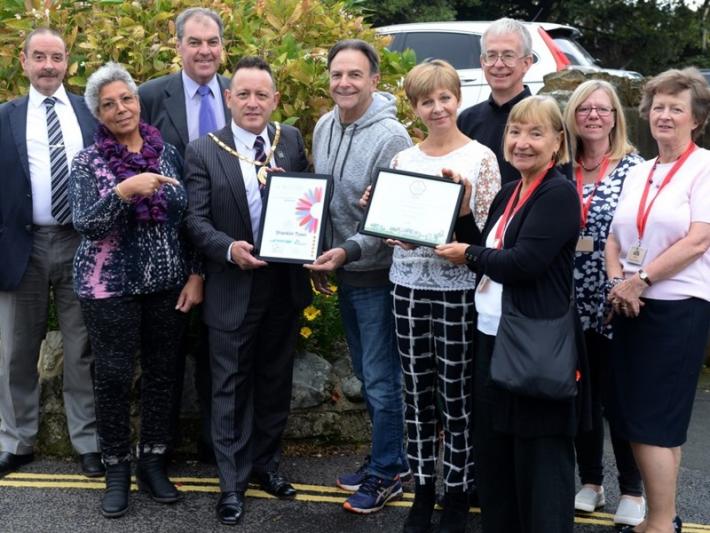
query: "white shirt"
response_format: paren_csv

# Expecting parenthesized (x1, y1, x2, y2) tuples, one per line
(475, 217, 505, 335)
(26, 85, 84, 225)
(610, 147, 710, 301)
(182, 71, 226, 142)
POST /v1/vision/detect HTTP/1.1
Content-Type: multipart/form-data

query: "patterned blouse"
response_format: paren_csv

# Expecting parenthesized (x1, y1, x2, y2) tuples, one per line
(389, 140, 501, 291)
(574, 153, 643, 336)
(70, 142, 199, 299)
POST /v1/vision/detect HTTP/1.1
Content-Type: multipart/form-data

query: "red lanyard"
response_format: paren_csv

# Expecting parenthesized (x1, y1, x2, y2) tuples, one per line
(575, 156, 610, 229)
(636, 141, 696, 241)
(494, 162, 552, 248)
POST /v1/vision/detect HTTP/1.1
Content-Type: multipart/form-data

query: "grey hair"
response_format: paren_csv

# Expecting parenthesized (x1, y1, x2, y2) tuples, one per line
(84, 62, 138, 119)
(176, 8, 224, 42)
(481, 18, 532, 57)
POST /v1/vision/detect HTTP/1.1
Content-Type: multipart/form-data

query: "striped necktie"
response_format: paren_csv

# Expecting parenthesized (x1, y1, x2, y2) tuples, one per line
(254, 135, 267, 197)
(44, 97, 71, 225)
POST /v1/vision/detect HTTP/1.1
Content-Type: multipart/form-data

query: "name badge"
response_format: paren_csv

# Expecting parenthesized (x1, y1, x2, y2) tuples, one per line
(476, 274, 491, 293)
(626, 245, 647, 265)
(576, 236, 594, 253)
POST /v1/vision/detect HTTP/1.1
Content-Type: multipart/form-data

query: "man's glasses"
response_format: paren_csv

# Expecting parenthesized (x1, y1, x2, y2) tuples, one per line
(480, 52, 526, 68)
(575, 105, 615, 118)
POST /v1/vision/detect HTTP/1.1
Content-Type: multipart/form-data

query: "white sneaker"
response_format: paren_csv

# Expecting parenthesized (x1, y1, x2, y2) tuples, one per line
(574, 486, 605, 512)
(614, 496, 646, 526)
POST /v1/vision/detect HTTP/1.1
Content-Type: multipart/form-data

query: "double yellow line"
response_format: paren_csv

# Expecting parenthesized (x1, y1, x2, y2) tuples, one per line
(2, 473, 710, 532)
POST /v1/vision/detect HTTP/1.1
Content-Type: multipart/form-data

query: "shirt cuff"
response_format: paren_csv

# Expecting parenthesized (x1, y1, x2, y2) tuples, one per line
(226, 242, 236, 264)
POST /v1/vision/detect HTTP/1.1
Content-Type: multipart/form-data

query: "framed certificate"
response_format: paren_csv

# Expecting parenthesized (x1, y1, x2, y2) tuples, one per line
(360, 167, 464, 247)
(255, 172, 332, 263)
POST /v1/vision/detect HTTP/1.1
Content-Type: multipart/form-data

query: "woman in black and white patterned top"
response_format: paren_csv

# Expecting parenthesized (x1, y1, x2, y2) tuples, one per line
(563, 80, 645, 527)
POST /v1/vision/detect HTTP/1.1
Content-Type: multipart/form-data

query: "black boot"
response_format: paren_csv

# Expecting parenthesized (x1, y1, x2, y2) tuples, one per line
(438, 490, 469, 533)
(403, 482, 436, 533)
(101, 462, 130, 518)
(136, 453, 182, 503)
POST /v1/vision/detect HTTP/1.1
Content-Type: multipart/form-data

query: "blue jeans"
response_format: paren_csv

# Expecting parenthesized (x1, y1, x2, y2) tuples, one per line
(338, 281, 405, 480)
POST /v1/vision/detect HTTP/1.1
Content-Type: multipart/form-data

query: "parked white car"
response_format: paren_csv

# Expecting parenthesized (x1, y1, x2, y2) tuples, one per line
(377, 21, 642, 110)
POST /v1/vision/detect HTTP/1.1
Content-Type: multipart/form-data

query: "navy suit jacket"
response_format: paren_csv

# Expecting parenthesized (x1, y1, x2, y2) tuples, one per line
(0, 91, 96, 291)
(138, 72, 231, 158)
(183, 123, 312, 331)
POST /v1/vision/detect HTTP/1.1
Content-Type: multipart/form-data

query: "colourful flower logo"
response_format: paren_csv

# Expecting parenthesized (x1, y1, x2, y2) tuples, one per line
(295, 186, 323, 233)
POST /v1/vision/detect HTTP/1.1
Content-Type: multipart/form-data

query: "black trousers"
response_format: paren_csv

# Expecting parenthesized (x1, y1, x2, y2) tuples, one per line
(474, 332, 575, 533)
(574, 331, 642, 496)
(209, 266, 300, 492)
(80, 288, 186, 462)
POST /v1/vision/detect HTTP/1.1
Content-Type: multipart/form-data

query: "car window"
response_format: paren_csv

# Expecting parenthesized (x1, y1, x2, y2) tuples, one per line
(400, 32, 482, 69)
(553, 37, 597, 67)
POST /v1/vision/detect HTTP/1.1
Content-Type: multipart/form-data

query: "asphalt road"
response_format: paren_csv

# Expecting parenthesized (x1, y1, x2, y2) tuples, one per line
(1, 388, 708, 533)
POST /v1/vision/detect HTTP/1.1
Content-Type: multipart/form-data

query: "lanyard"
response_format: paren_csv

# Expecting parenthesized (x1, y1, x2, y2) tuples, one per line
(494, 162, 552, 248)
(575, 156, 610, 229)
(636, 141, 696, 241)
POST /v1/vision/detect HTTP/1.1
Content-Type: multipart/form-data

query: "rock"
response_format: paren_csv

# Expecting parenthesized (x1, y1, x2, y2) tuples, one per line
(541, 68, 645, 107)
(341, 376, 364, 402)
(291, 351, 334, 409)
(331, 354, 353, 379)
(38, 330, 64, 380)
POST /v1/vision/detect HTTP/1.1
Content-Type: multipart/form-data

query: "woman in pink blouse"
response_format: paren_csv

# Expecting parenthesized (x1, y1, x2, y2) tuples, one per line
(605, 67, 710, 533)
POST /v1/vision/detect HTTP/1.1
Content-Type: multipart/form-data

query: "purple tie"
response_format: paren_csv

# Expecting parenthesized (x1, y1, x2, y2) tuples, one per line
(197, 85, 218, 136)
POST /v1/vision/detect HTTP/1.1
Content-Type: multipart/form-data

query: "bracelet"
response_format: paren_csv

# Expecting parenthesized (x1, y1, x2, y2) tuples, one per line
(114, 183, 131, 203)
(604, 276, 624, 295)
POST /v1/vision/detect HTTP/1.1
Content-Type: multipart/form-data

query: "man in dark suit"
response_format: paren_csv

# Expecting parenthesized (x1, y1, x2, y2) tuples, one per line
(0, 28, 102, 478)
(184, 56, 311, 526)
(138, 7, 231, 462)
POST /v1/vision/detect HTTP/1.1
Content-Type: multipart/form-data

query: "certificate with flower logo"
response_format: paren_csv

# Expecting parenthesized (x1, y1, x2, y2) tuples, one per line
(360, 168, 463, 247)
(256, 172, 332, 263)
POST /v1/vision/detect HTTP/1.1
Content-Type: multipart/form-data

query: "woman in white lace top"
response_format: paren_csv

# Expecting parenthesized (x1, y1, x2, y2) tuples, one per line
(389, 60, 501, 533)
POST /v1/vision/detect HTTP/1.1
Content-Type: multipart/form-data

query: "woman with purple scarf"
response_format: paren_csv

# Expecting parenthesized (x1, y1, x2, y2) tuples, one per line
(69, 62, 202, 519)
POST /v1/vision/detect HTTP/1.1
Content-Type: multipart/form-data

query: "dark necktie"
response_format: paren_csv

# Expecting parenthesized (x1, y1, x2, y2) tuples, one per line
(197, 85, 218, 136)
(44, 97, 71, 225)
(254, 135, 267, 196)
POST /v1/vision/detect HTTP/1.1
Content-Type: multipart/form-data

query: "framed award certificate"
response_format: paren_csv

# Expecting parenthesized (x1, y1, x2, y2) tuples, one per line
(255, 172, 332, 263)
(360, 167, 464, 247)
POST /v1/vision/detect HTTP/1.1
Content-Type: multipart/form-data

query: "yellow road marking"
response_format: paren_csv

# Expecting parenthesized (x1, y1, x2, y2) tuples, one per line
(2, 474, 709, 530)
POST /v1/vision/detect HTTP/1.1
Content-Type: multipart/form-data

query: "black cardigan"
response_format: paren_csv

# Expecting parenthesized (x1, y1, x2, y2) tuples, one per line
(457, 168, 591, 437)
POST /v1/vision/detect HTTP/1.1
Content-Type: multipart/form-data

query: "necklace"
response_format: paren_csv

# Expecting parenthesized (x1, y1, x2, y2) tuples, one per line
(580, 158, 603, 172)
(208, 122, 282, 184)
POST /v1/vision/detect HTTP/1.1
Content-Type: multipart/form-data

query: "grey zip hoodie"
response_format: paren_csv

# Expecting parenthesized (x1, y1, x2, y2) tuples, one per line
(312, 92, 412, 286)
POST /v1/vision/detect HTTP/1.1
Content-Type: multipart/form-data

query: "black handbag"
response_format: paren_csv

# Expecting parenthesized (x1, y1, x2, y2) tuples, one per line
(490, 289, 578, 400)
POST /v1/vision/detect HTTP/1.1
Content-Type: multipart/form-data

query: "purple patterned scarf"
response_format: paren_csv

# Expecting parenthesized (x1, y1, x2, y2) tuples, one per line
(95, 121, 167, 223)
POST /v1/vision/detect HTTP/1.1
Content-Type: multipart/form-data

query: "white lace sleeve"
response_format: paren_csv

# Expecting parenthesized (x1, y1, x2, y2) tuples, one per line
(473, 150, 501, 231)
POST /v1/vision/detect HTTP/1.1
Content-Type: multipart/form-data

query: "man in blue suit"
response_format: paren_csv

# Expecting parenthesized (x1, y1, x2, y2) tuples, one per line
(0, 28, 102, 478)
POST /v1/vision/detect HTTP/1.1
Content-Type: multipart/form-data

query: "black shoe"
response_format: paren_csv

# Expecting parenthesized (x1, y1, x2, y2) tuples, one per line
(102, 462, 131, 518)
(674, 515, 682, 533)
(403, 482, 435, 533)
(0, 451, 34, 478)
(438, 491, 469, 533)
(252, 470, 296, 498)
(136, 453, 182, 503)
(80, 453, 105, 478)
(216, 491, 244, 526)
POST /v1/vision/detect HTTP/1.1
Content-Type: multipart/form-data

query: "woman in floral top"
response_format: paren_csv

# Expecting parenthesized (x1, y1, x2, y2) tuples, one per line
(69, 62, 201, 519)
(563, 80, 644, 527)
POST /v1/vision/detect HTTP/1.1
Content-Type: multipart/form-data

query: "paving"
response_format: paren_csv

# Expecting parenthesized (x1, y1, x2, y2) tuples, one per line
(1, 381, 708, 533)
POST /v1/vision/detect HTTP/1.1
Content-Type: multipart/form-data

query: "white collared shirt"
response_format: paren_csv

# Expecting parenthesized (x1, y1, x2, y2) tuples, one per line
(182, 71, 226, 142)
(26, 84, 85, 225)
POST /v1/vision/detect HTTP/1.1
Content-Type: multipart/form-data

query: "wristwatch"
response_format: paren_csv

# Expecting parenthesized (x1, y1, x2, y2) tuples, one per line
(464, 245, 477, 265)
(638, 269, 652, 286)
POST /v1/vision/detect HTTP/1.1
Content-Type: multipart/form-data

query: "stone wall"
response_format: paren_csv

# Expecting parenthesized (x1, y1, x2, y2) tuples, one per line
(1, 331, 370, 457)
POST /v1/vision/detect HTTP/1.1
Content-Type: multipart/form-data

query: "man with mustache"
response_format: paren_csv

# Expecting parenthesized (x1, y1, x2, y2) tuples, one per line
(184, 56, 310, 526)
(0, 28, 102, 478)
(307, 39, 412, 515)
(457, 18, 533, 185)
(139, 7, 231, 463)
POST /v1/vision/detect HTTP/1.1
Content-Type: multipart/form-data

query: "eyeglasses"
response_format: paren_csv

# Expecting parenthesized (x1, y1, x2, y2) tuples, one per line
(575, 105, 615, 118)
(480, 52, 526, 68)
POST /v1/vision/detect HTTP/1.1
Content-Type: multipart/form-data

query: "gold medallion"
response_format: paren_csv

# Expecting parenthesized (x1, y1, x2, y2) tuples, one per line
(208, 123, 282, 183)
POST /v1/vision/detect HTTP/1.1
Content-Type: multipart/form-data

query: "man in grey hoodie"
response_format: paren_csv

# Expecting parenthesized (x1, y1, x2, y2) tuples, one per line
(307, 39, 412, 515)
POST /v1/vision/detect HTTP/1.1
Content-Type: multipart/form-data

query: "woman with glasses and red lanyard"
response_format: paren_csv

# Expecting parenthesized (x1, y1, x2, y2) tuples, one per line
(563, 80, 645, 527)
(438, 95, 585, 533)
(605, 68, 710, 533)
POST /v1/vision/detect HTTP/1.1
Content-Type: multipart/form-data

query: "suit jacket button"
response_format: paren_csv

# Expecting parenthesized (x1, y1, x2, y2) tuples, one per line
(25, 224, 33, 232)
